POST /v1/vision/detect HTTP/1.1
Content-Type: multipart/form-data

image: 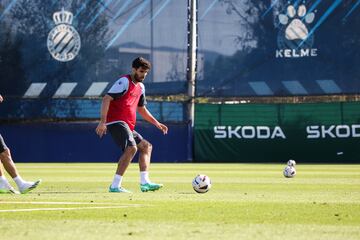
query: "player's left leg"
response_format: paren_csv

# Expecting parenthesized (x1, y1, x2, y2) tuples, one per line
(136, 136, 163, 192)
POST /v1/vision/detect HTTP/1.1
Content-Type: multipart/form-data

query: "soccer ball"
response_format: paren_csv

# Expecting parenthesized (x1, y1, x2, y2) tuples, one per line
(287, 159, 296, 167)
(283, 166, 296, 178)
(192, 174, 211, 193)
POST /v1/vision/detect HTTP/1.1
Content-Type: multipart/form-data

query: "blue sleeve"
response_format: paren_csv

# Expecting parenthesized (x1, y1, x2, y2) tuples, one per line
(107, 77, 129, 99)
(138, 83, 147, 106)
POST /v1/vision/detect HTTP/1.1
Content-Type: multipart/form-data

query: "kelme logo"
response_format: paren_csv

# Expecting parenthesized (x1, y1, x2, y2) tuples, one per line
(276, 4, 317, 58)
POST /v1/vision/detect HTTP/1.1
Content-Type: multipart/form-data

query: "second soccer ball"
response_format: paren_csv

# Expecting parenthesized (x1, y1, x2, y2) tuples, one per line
(287, 159, 296, 167)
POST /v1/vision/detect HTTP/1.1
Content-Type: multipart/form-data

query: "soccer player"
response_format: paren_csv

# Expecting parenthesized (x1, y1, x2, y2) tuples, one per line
(95, 57, 168, 193)
(0, 94, 41, 194)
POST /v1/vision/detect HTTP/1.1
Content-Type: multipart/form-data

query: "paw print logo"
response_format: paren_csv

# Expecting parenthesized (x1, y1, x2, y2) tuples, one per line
(279, 5, 315, 41)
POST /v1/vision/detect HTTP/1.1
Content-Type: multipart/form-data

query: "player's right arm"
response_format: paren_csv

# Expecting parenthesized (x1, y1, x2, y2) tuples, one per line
(96, 94, 113, 138)
(0, 95, 3, 103)
(95, 77, 129, 138)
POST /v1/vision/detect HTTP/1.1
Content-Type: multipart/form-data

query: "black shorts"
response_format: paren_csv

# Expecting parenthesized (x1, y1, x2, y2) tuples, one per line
(107, 121, 143, 151)
(0, 134, 8, 153)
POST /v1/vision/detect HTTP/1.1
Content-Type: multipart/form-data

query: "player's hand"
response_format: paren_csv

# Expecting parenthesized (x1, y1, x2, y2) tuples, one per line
(96, 122, 107, 138)
(0, 95, 3, 103)
(157, 123, 168, 135)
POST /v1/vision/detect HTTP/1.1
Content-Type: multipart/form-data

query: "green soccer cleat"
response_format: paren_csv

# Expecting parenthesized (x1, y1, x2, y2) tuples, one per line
(0, 186, 19, 194)
(108, 186, 132, 193)
(140, 183, 163, 192)
(19, 179, 41, 194)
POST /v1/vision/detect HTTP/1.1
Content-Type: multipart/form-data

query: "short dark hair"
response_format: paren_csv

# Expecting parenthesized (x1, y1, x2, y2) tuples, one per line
(132, 57, 151, 70)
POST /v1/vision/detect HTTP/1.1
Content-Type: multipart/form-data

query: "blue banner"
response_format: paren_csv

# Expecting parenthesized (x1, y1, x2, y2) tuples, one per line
(0, 0, 359, 99)
(197, 0, 360, 96)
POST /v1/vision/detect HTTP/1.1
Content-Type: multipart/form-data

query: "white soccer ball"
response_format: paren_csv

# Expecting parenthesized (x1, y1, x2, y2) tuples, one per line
(192, 174, 211, 193)
(287, 159, 296, 167)
(283, 166, 296, 178)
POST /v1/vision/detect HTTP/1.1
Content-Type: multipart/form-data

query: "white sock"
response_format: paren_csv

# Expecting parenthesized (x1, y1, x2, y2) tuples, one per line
(111, 174, 122, 188)
(140, 171, 150, 184)
(0, 175, 11, 188)
(13, 175, 26, 188)
(0, 175, 8, 184)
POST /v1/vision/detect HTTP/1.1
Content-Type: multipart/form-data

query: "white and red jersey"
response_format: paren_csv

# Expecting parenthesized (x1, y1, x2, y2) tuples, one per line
(106, 75, 146, 131)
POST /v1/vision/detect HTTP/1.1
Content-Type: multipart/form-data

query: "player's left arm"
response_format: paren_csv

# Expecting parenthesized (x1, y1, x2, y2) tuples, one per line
(137, 83, 168, 134)
(0, 95, 3, 103)
(137, 106, 168, 135)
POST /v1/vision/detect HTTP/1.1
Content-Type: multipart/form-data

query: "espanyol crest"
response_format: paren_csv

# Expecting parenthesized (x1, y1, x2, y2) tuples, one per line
(47, 8, 81, 62)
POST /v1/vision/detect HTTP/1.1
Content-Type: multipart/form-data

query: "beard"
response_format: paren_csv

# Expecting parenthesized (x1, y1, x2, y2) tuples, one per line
(134, 74, 144, 82)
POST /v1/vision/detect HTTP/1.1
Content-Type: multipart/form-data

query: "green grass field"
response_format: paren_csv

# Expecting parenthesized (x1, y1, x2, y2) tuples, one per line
(1, 163, 359, 240)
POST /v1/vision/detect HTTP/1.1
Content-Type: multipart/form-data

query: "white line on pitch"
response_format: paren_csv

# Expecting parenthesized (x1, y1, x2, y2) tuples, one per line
(0, 201, 139, 205)
(0, 205, 143, 213)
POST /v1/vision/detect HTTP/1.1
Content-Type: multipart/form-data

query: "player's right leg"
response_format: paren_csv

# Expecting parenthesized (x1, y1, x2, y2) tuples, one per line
(0, 166, 18, 194)
(107, 122, 137, 193)
(0, 134, 41, 194)
(108, 145, 137, 193)
(0, 135, 18, 194)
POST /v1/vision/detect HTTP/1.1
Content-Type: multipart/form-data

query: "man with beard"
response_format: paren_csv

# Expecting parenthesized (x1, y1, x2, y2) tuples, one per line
(96, 57, 168, 193)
